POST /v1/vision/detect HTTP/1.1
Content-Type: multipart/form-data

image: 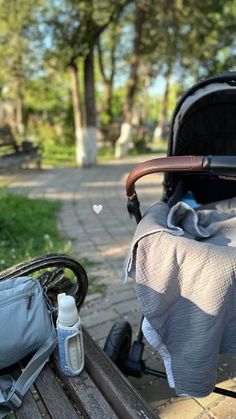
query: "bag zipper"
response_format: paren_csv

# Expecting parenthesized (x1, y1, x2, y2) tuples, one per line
(27, 291, 34, 309)
(0, 291, 35, 309)
(43, 286, 54, 314)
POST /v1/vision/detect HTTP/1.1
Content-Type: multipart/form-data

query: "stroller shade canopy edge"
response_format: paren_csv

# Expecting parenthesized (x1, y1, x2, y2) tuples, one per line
(165, 74, 236, 204)
(172, 82, 236, 156)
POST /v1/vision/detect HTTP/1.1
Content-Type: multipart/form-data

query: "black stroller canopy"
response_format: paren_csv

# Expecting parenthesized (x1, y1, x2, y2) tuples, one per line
(169, 72, 236, 156)
(165, 72, 236, 204)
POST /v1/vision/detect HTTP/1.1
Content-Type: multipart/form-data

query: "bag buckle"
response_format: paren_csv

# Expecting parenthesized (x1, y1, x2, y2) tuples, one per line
(6, 389, 23, 410)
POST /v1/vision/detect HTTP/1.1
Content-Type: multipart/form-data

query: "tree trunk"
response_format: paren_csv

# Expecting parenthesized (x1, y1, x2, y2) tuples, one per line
(15, 79, 24, 138)
(83, 45, 97, 166)
(115, 3, 144, 159)
(69, 62, 87, 167)
(114, 123, 133, 158)
(159, 71, 171, 142)
(135, 63, 150, 151)
(97, 39, 114, 125)
(104, 81, 113, 123)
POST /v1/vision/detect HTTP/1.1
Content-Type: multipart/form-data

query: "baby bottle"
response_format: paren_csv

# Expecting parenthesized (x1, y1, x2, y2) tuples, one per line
(56, 293, 84, 376)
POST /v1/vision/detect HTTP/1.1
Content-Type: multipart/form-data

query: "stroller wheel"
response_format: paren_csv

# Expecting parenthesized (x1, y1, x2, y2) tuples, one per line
(103, 320, 132, 368)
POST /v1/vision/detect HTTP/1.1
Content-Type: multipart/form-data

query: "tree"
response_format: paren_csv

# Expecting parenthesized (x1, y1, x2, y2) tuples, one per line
(114, 0, 146, 158)
(0, 0, 42, 137)
(97, 21, 121, 126)
(46, 0, 129, 167)
(116, 0, 236, 154)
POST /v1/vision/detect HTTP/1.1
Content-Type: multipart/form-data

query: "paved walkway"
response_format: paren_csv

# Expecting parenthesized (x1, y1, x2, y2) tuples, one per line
(1, 157, 236, 419)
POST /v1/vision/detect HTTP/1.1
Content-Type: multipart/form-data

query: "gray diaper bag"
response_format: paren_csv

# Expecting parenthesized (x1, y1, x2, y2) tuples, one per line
(0, 276, 57, 418)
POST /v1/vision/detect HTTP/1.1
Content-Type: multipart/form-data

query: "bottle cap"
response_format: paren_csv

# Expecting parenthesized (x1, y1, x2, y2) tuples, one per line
(57, 293, 78, 327)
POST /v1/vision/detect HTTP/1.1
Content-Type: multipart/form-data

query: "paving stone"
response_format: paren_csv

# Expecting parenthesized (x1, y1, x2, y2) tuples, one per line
(195, 392, 224, 410)
(129, 374, 160, 391)
(210, 396, 236, 419)
(138, 379, 177, 407)
(88, 320, 114, 341)
(72, 244, 97, 254)
(123, 311, 142, 327)
(106, 282, 135, 295)
(88, 267, 117, 276)
(217, 366, 235, 383)
(79, 253, 101, 262)
(80, 299, 108, 313)
(82, 308, 119, 328)
(218, 354, 236, 377)
(80, 299, 113, 316)
(104, 289, 136, 304)
(142, 349, 164, 371)
(115, 299, 139, 315)
(97, 338, 107, 349)
(80, 305, 103, 317)
(156, 397, 206, 419)
(83, 293, 103, 303)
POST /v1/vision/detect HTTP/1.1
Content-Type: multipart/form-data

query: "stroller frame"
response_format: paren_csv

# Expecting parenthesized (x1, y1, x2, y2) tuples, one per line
(124, 154, 236, 399)
(104, 73, 236, 399)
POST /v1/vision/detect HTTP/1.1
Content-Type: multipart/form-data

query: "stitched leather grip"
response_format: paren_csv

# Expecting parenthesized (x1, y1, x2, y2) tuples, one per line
(126, 156, 204, 199)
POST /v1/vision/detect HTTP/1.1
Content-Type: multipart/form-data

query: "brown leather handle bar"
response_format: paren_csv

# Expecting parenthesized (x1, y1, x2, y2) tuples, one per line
(126, 156, 204, 199)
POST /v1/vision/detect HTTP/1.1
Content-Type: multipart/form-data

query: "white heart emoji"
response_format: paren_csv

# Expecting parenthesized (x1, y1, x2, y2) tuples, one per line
(93, 204, 103, 214)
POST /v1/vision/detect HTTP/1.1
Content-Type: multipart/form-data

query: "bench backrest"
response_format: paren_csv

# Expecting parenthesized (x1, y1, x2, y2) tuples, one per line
(0, 124, 19, 154)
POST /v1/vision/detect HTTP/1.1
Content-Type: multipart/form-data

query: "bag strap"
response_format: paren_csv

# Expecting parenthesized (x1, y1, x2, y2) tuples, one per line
(0, 327, 57, 418)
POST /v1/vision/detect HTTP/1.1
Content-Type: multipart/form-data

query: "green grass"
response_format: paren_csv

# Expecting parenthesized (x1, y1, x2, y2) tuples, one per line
(42, 143, 116, 167)
(42, 142, 168, 168)
(42, 143, 116, 166)
(97, 147, 115, 162)
(42, 143, 76, 167)
(128, 147, 166, 156)
(0, 189, 71, 270)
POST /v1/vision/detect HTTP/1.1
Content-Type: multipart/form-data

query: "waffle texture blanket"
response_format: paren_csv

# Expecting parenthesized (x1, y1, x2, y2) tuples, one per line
(123, 197, 236, 397)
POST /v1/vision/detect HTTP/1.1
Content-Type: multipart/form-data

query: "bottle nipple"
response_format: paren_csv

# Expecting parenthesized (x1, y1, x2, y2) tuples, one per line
(57, 293, 78, 327)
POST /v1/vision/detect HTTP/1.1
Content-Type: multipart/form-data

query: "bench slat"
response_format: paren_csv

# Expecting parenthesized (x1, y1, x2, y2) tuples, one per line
(35, 363, 80, 419)
(2, 365, 42, 419)
(53, 350, 118, 419)
(83, 330, 158, 419)
(15, 388, 42, 419)
(15, 391, 42, 419)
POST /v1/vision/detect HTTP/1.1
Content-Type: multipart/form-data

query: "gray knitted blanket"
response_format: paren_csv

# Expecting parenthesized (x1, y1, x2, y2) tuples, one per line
(123, 197, 236, 397)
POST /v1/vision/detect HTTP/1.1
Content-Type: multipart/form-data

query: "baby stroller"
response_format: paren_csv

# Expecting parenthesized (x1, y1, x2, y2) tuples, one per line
(104, 72, 236, 398)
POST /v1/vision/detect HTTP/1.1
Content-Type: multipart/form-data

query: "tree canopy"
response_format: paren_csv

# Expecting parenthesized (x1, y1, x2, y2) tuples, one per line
(0, 0, 236, 164)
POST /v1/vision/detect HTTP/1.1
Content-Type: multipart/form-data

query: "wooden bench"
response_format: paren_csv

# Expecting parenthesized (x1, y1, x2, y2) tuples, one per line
(12, 330, 158, 419)
(0, 125, 41, 170)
